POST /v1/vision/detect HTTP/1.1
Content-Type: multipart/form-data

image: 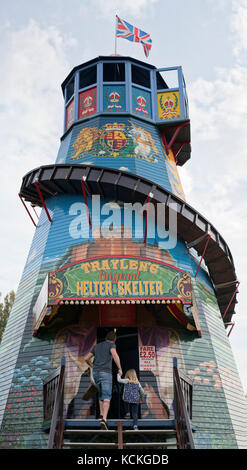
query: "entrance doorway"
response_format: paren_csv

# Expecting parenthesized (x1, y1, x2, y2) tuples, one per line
(96, 327, 139, 419)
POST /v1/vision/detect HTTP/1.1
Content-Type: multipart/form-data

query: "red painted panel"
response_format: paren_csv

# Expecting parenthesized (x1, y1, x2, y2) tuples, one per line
(100, 303, 136, 326)
(78, 87, 97, 119)
(66, 98, 74, 131)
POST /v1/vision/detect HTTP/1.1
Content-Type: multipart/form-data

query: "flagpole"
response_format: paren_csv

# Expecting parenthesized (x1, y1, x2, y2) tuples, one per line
(115, 15, 117, 55)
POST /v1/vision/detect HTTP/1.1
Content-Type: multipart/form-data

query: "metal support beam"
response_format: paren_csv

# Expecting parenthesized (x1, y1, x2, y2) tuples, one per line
(187, 233, 211, 249)
(19, 194, 37, 227)
(194, 234, 211, 279)
(226, 322, 235, 337)
(144, 192, 153, 244)
(161, 122, 189, 157)
(173, 141, 190, 160)
(81, 177, 92, 228)
(31, 204, 39, 220)
(34, 181, 52, 224)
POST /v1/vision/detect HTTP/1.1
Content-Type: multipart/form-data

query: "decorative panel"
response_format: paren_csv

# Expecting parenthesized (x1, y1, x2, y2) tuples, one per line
(78, 87, 97, 119)
(132, 86, 152, 119)
(103, 85, 126, 112)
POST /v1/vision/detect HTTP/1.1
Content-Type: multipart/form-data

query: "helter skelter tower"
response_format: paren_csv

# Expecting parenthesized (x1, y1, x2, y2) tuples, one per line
(0, 54, 247, 450)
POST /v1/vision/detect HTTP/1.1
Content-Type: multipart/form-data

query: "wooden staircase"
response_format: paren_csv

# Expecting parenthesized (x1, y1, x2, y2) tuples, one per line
(62, 419, 178, 449)
(43, 357, 195, 450)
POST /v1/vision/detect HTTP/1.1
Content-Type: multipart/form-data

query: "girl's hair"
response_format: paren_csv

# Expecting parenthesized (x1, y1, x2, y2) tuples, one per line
(124, 369, 139, 384)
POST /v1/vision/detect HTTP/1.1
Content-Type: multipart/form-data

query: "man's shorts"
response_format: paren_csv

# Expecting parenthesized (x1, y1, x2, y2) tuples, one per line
(93, 370, 112, 401)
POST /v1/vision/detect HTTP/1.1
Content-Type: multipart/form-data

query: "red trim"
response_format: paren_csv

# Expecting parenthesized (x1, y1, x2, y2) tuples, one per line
(81, 178, 92, 227)
(167, 303, 189, 328)
(223, 282, 240, 320)
(168, 122, 188, 150)
(194, 235, 211, 279)
(227, 322, 235, 337)
(34, 182, 52, 224)
(83, 179, 92, 197)
(161, 132, 169, 155)
(19, 194, 37, 227)
(172, 141, 190, 159)
(37, 181, 56, 197)
(31, 205, 39, 219)
(161, 122, 189, 153)
(51, 255, 190, 275)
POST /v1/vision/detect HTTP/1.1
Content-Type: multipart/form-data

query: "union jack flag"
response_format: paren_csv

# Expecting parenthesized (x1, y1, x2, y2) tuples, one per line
(116, 16, 152, 58)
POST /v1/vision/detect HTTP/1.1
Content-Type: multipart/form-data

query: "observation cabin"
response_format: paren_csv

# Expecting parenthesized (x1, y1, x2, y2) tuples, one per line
(61, 56, 191, 166)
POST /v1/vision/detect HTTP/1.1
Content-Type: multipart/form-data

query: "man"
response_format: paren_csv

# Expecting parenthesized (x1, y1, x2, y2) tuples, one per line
(84, 330, 122, 430)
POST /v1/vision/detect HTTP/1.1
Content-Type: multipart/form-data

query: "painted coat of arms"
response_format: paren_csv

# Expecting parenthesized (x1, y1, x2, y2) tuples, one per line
(71, 121, 159, 163)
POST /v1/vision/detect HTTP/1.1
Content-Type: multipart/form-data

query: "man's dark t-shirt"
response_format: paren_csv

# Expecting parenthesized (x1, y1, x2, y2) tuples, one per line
(91, 341, 116, 373)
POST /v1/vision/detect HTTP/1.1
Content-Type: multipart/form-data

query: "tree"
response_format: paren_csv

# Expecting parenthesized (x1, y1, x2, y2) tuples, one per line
(0, 290, 15, 343)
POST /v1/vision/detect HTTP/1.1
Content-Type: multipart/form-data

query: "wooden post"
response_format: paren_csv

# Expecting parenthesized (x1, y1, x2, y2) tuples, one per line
(118, 420, 123, 449)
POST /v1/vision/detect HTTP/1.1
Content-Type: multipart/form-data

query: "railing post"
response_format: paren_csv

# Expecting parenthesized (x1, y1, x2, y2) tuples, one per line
(173, 356, 195, 449)
(118, 421, 123, 449)
(47, 356, 66, 449)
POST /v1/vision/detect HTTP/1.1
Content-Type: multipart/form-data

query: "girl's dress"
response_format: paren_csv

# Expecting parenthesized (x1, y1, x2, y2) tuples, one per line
(117, 373, 145, 429)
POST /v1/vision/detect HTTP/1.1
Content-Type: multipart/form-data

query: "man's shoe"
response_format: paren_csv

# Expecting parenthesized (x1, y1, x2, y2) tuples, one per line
(100, 419, 108, 430)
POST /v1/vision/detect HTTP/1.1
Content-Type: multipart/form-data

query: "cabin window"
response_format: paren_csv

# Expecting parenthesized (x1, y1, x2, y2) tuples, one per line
(103, 62, 125, 82)
(79, 65, 97, 90)
(66, 77, 75, 102)
(132, 65, 150, 89)
(156, 69, 178, 90)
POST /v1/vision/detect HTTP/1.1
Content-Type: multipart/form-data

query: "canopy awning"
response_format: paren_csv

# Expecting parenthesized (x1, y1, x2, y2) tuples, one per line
(33, 256, 198, 335)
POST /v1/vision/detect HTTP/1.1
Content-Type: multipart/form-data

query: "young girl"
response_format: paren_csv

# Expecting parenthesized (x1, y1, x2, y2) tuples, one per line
(117, 369, 145, 430)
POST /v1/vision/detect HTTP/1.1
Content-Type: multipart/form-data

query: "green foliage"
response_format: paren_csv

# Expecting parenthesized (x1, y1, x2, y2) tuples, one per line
(0, 290, 15, 343)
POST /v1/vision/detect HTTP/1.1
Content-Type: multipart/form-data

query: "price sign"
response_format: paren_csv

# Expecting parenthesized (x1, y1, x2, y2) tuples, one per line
(139, 346, 156, 371)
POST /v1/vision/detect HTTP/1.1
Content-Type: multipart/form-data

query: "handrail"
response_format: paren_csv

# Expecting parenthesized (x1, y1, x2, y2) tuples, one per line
(47, 356, 66, 449)
(173, 357, 195, 449)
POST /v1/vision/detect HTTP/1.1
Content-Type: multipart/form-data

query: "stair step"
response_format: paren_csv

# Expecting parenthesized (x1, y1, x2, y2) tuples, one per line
(124, 442, 177, 448)
(123, 429, 176, 434)
(64, 429, 176, 437)
(65, 419, 175, 429)
(64, 429, 118, 434)
(64, 428, 175, 435)
(63, 442, 118, 448)
(63, 441, 177, 448)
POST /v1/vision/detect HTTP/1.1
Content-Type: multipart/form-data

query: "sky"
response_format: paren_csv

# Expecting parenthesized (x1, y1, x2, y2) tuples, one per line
(0, 0, 247, 393)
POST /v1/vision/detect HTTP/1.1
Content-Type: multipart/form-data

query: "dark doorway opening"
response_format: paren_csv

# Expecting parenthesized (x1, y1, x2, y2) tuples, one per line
(96, 327, 139, 419)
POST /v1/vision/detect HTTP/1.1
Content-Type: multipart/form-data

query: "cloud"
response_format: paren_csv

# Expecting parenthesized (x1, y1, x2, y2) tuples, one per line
(81, 0, 159, 18)
(231, 0, 247, 58)
(0, 20, 75, 162)
(0, 20, 74, 295)
(179, 0, 247, 391)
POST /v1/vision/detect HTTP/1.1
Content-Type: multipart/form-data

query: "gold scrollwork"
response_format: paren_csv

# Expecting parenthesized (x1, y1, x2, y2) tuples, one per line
(48, 273, 63, 300)
(177, 273, 192, 301)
